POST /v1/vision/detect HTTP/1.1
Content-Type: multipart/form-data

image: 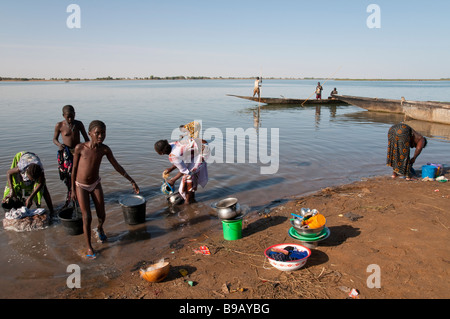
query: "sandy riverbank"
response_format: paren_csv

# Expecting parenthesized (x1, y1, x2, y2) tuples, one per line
(59, 173, 449, 300)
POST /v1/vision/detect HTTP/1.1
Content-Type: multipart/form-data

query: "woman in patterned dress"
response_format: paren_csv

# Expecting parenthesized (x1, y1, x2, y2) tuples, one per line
(387, 123, 427, 180)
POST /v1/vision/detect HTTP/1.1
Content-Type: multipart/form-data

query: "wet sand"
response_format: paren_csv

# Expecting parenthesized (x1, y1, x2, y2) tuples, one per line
(58, 172, 450, 300)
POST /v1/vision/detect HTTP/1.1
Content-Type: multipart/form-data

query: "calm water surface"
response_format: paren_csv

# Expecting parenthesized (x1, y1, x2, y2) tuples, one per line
(1, 79, 449, 297)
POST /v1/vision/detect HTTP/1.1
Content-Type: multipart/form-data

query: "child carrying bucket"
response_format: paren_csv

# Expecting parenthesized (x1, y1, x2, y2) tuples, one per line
(71, 120, 139, 259)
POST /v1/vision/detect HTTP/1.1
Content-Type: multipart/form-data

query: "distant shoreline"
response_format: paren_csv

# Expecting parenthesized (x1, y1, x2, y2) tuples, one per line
(1, 76, 449, 82)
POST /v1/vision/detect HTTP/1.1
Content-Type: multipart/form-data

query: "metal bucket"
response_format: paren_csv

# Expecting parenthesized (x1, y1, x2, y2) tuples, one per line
(167, 192, 184, 205)
(58, 206, 83, 236)
(119, 195, 146, 225)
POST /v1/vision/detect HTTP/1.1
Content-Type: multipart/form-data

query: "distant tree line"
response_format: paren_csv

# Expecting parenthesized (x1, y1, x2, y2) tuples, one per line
(0, 77, 46, 81)
(1, 76, 449, 82)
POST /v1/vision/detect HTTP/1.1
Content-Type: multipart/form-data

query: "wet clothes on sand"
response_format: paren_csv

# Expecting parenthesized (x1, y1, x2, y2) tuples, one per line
(387, 123, 414, 177)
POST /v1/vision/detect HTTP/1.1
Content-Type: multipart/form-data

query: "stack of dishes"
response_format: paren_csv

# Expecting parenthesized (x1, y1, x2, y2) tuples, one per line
(288, 225, 330, 249)
(288, 209, 330, 249)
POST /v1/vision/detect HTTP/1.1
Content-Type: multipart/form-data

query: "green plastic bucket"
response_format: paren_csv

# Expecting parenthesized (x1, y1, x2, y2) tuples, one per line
(222, 219, 242, 240)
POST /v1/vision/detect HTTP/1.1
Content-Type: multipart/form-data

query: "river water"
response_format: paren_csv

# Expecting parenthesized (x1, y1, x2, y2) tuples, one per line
(1, 79, 449, 298)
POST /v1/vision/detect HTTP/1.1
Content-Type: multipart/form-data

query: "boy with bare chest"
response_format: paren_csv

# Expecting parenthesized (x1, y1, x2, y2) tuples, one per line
(53, 105, 89, 151)
(53, 105, 89, 207)
(71, 120, 139, 259)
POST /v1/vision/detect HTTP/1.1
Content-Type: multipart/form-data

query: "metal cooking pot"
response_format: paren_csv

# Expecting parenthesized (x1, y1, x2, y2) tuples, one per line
(213, 198, 240, 220)
(167, 192, 184, 205)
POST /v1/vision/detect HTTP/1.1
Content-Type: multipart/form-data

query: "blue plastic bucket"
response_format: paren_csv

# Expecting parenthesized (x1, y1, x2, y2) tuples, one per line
(422, 165, 437, 179)
(427, 163, 443, 176)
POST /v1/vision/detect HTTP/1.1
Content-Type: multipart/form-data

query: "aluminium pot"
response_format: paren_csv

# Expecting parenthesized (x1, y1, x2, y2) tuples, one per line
(167, 192, 184, 205)
(213, 198, 241, 220)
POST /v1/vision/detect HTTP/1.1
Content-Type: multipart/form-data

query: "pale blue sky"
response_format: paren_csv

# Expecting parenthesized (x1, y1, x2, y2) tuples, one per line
(1, 0, 449, 79)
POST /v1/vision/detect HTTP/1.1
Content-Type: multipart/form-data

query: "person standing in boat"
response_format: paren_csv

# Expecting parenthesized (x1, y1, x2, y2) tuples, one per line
(387, 123, 427, 181)
(315, 82, 323, 100)
(253, 77, 262, 99)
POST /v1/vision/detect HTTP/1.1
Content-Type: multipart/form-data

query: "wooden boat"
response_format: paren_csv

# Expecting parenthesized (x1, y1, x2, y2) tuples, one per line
(333, 94, 404, 114)
(227, 94, 349, 105)
(402, 100, 450, 125)
(335, 94, 450, 125)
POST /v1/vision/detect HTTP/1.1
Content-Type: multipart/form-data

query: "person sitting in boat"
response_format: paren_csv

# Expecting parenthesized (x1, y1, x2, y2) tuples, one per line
(253, 77, 262, 99)
(387, 123, 427, 181)
(2, 152, 54, 216)
(315, 82, 323, 100)
(329, 88, 338, 99)
(155, 137, 210, 204)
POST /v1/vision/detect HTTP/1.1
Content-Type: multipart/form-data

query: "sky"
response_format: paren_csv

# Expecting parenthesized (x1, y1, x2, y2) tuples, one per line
(1, 0, 449, 79)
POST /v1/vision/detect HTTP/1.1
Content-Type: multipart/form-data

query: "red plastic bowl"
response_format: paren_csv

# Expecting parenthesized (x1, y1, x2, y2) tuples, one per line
(264, 243, 311, 271)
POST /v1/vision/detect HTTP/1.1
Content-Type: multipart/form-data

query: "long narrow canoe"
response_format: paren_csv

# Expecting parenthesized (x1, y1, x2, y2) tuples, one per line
(403, 100, 450, 125)
(333, 94, 404, 114)
(227, 94, 349, 105)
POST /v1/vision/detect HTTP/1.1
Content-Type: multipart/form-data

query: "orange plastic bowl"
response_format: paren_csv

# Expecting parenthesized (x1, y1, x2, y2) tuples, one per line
(139, 261, 170, 283)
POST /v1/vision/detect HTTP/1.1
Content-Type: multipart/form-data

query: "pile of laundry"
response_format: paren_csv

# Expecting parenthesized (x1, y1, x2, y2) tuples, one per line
(2, 206, 49, 232)
(266, 246, 309, 261)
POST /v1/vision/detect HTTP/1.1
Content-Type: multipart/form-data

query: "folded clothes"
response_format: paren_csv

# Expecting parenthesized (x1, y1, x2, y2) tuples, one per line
(5, 206, 46, 220)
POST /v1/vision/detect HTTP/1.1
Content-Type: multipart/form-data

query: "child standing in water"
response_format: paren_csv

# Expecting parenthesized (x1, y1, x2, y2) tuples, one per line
(71, 120, 139, 259)
(53, 105, 89, 207)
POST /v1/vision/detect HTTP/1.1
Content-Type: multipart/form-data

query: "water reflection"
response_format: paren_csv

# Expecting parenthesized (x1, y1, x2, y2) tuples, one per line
(404, 119, 450, 142)
(315, 105, 321, 128)
(339, 110, 406, 125)
(245, 103, 343, 130)
(245, 103, 346, 113)
(340, 110, 450, 142)
(253, 108, 261, 132)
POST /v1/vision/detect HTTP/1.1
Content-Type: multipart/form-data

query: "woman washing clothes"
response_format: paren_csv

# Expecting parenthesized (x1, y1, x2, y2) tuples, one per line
(155, 122, 209, 204)
(2, 152, 54, 216)
(387, 123, 427, 180)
